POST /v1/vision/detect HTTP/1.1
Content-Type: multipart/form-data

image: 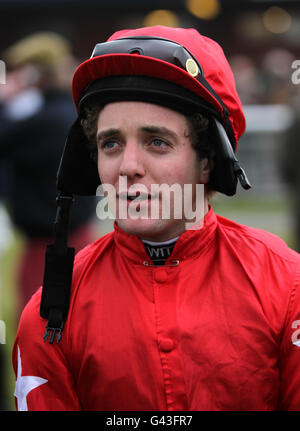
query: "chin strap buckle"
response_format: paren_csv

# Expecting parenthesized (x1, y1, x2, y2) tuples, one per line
(43, 308, 64, 344)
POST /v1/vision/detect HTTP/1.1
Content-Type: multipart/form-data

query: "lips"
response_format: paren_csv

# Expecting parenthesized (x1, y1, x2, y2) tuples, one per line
(116, 191, 161, 219)
(118, 191, 154, 201)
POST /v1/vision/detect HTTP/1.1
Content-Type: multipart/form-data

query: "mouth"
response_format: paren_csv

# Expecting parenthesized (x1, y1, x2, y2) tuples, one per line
(117, 191, 160, 217)
(118, 191, 154, 202)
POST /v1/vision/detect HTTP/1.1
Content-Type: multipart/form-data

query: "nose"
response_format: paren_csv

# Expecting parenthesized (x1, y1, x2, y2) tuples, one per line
(119, 141, 146, 180)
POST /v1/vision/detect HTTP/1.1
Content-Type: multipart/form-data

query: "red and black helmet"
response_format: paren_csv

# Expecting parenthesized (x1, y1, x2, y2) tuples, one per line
(57, 26, 250, 197)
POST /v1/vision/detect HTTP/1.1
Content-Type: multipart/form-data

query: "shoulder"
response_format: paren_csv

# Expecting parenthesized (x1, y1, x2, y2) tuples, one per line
(215, 213, 300, 332)
(14, 231, 115, 349)
(216, 213, 300, 265)
(15, 288, 44, 343)
(72, 230, 115, 279)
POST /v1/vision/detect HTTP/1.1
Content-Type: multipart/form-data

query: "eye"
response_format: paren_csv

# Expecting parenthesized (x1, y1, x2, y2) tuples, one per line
(150, 138, 170, 149)
(100, 140, 119, 151)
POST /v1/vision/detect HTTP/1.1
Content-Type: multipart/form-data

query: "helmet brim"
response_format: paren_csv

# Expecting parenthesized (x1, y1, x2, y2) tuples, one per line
(72, 53, 224, 121)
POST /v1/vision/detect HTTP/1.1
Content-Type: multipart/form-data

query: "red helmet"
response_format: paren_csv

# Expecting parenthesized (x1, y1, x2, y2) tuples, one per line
(73, 26, 245, 146)
(57, 26, 250, 196)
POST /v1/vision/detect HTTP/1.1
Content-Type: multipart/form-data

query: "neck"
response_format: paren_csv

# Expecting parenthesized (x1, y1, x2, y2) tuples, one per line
(139, 199, 210, 243)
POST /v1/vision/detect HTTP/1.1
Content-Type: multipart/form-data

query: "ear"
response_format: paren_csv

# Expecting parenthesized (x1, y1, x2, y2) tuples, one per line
(199, 157, 214, 184)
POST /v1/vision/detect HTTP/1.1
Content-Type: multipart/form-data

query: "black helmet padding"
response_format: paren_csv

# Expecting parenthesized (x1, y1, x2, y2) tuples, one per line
(57, 118, 100, 195)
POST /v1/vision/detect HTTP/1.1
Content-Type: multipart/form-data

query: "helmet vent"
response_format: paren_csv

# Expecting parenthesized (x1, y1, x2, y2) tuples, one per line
(128, 47, 143, 55)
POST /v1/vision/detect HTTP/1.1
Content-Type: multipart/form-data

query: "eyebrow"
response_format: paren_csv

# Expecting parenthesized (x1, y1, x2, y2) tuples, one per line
(96, 125, 179, 144)
(96, 128, 119, 143)
(141, 126, 178, 141)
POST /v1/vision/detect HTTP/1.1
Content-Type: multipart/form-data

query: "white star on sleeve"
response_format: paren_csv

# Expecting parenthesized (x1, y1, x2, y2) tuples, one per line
(14, 346, 48, 411)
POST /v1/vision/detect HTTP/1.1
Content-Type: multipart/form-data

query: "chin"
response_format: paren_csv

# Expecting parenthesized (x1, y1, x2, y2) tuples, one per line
(116, 217, 184, 241)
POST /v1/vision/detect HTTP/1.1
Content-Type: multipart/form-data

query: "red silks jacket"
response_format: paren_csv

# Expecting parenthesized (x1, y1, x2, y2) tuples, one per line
(13, 207, 300, 410)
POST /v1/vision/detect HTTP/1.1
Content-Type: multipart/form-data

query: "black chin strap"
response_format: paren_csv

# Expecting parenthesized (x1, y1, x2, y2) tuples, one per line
(40, 193, 75, 344)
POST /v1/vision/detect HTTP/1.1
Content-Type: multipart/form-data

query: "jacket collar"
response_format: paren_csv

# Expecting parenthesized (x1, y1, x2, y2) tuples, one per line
(113, 205, 217, 265)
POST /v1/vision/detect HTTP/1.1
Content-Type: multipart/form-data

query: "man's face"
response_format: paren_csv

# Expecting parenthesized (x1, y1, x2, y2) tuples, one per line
(96, 101, 210, 241)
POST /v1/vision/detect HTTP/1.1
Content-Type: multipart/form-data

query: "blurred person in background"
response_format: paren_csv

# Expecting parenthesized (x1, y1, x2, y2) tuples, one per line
(260, 48, 300, 252)
(0, 205, 13, 410)
(261, 48, 296, 105)
(281, 84, 300, 252)
(0, 32, 96, 315)
(229, 54, 264, 105)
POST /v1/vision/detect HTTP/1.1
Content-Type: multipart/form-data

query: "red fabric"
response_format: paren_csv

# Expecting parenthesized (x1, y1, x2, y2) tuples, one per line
(12, 207, 300, 410)
(18, 223, 95, 313)
(72, 26, 245, 148)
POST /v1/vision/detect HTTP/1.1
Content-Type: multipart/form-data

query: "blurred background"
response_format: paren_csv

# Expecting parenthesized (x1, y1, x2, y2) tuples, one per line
(0, 0, 299, 411)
